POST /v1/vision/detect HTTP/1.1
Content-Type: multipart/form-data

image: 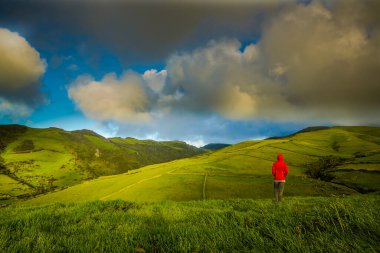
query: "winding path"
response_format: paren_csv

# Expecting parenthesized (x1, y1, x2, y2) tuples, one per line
(203, 174, 207, 200)
(100, 174, 163, 200)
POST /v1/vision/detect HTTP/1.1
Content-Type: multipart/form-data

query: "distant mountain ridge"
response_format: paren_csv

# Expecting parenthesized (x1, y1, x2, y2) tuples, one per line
(266, 126, 331, 139)
(202, 143, 231, 150)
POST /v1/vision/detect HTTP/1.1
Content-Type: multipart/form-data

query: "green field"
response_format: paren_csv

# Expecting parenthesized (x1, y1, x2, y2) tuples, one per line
(1, 195, 379, 252)
(0, 125, 204, 203)
(22, 126, 380, 205)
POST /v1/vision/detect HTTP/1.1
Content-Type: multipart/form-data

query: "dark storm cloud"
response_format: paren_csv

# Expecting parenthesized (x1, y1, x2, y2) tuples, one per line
(0, 0, 287, 64)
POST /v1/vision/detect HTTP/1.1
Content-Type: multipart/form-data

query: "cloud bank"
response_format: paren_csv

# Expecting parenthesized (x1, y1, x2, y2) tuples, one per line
(68, 0, 380, 127)
(0, 28, 46, 118)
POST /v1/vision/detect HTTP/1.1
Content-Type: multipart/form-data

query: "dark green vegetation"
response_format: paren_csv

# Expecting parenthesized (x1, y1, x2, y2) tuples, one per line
(305, 156, 345, 181)
(1, 195, 379, 252)
(24, 126, 380, 205)
(202, 143, 231, 150)
(0, 125, 204, 204)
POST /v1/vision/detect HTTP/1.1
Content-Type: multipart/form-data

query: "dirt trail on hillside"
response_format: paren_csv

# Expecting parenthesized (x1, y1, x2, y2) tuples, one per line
(203, 174, 207, 200)
(100, 168, 180, 200)
(100, 174, 163, 200)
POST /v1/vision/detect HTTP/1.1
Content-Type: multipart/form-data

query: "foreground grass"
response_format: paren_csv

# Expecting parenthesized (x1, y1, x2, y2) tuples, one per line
(1, 195, 379, 252)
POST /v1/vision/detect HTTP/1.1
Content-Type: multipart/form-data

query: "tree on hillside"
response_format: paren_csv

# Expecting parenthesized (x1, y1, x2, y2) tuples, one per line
(13, 140, 34, 152)
(47, 177, 57, 190)
(305, 156, 345, 181)
(0, 156, 6, 173)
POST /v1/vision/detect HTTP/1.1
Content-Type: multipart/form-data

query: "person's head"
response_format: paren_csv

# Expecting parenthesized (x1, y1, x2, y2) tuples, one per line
(277, 154, 284, 161)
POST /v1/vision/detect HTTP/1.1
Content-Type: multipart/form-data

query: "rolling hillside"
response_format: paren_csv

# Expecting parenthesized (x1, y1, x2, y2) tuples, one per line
(24, 126, 380, 205)
(0, 125, 204, 203)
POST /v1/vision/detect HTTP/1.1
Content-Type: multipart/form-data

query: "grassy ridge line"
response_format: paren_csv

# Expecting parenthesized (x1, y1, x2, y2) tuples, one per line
(1, 195, 379, 252)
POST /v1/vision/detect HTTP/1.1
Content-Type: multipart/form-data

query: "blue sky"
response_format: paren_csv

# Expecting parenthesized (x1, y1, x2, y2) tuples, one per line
(0, 0, 379, 146)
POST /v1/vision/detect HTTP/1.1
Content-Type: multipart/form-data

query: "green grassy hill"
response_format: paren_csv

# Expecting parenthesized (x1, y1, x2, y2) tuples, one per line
(24, 126, 380, 205)
(0, 125, 204, 204)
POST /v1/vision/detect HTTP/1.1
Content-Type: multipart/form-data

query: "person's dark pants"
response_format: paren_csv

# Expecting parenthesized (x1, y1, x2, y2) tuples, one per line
(274, 182, 285, 203)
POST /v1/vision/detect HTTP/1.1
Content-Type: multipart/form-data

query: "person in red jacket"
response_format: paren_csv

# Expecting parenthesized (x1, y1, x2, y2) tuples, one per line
(272, 154, 288, 203)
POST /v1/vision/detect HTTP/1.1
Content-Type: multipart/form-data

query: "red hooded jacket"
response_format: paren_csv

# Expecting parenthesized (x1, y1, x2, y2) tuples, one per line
(272, 154, 288, 181)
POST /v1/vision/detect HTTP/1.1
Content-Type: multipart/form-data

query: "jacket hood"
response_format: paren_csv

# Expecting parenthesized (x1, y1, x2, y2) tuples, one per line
(277, 154, 284, 161)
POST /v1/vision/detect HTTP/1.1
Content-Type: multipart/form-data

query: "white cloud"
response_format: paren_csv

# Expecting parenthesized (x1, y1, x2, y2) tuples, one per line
(0, 28, 46, 90)
(68, 71, 152, 123)
(67, 64, 78, 71)
(0, 28, 46, 117)
(163, 39, 293, 120)
(184, 139, 206, 148)
(142, 69, 167, 93)
(0, 98, 33, 119)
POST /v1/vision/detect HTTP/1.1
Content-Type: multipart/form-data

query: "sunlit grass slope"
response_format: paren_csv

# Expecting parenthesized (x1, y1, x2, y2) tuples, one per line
(0, 125, 204, 203)
(2, 195, 379, 252)
(25, 126, 380, 205)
